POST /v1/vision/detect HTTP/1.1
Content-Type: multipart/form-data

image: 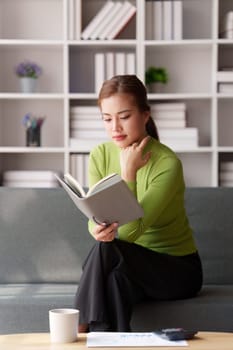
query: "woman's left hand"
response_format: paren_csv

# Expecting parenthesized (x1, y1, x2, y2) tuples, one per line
(120, 135, 151, 181)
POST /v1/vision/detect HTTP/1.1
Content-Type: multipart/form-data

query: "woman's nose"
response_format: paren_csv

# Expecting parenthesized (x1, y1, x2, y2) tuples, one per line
(112, 119, 121, 131)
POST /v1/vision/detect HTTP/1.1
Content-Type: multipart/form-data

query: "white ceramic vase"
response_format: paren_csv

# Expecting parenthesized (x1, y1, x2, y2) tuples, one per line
(20, 77, 37, 93)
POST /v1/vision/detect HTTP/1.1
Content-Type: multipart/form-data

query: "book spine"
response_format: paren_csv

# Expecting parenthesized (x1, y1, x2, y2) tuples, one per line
(81, 1, 115, 40)
(163, 1, 172, 40)
(150, 102, 186, 111)
(145, 1, 153, 40)
(106, 52, 115, 79)
(91, 1, 123, 40)
(126, 52, 136, 75)
(155, 119, 186, 128)
(70, 130, 107, 139)
(172, 0, 183, 40)
(68, 0, 75, 40)
(94, 52, 105, 92)
(115, 52, 126, 75)
(107, 2, 136, 40)
(70, 119, 104, 129)
(70, 106, 100, 114)
(153, 1, 163, 40)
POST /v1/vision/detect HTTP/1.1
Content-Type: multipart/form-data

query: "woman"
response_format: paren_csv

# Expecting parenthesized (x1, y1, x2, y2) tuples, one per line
(74, 75, 203, 332)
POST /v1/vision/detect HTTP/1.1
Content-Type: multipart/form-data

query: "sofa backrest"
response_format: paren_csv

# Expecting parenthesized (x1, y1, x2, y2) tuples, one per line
(0, 187, 232, 285)
(185, 187, 233, 285)
(0, 188, 94, 284)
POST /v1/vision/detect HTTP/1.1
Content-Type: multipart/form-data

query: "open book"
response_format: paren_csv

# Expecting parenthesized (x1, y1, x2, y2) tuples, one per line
(55, 173, 144, 226)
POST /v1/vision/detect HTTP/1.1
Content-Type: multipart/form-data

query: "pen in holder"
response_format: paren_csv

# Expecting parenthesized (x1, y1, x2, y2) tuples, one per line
(22, 113, 45, 147)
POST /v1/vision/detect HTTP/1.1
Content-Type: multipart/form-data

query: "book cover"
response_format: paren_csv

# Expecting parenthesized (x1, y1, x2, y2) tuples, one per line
(81, 1, 115, 40)
(55, 173, 144, 226)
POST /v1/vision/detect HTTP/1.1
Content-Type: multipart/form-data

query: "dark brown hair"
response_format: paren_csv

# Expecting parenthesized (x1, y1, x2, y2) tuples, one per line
(98, 75, 159, 140)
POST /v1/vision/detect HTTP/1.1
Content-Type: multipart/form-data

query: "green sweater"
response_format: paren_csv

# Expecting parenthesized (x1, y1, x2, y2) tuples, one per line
(88, 137, 197, 256)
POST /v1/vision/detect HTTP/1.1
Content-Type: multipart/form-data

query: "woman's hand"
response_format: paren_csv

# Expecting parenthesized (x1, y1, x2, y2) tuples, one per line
(93, 222, 118, 242)
(120, 136, 151, 181)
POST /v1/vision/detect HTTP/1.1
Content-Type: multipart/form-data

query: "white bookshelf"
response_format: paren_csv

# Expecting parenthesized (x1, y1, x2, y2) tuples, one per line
(0, 0, 233, 187)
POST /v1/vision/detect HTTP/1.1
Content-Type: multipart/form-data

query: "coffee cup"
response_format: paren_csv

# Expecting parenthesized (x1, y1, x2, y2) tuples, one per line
(49, 308, 79, 343)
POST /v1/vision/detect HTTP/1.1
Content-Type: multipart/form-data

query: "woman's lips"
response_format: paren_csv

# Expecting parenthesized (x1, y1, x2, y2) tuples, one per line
(112, 135, 126, 141)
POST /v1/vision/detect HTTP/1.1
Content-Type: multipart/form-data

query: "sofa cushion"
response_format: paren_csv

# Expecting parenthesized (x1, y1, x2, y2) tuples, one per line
(0, 283, 77, 334)
(131, 285, 233, 332)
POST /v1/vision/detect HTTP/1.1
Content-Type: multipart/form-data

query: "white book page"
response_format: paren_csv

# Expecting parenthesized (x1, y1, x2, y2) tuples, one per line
(64, 173, 86, 197)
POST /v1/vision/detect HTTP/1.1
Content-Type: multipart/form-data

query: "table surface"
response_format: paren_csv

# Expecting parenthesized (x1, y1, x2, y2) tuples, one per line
(0, 332, 232, 349)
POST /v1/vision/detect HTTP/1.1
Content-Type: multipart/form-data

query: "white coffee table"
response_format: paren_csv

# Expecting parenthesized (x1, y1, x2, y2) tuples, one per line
(0, 332, 232, 349)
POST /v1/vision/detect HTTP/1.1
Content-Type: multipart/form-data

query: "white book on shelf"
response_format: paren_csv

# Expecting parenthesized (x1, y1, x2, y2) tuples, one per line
(70, 106, 100, 114)
(217, 71, 233, 82)
(83, 154, 89, 188)
(115, 52, 126, 75)
(161, 138, 198, 149)
(159, 127, 198, 138)
(74, 0, 82, 40)
(70, 154, 77, 178)
(218, 83, 233, 93)
(3, 170, 58, 182)
(3, 181, 59, 188)
(95, 52, 105, 93)
(220, 161, 233, 172)
(219, 171, 233, 182)
(90, 1, 123, 40)
(81, 1, 115, 40)
(70, 114, 101, 121)
(106, 52, 115, 79)
(104, 1, 136, 40)
(220, 180, 233, 187)
(153, 1, 163, 40)
(70, 119, 104, 129)
(150, 102, 186, 111)
(70, 138, 108, 151)
(155, 119, 186, 129)
(70, 130, 107, 139)
(163, 0, 172, 40)
(172, 0, 183, 40)
(145, 1, 153, 40)
(151, 110, 186, 120)
(126, 52, 136, 75)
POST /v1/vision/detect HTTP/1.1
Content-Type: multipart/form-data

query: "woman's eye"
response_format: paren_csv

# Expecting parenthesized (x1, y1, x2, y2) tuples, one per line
(120, 115, 130, 120)
(103, 118, 111, 122)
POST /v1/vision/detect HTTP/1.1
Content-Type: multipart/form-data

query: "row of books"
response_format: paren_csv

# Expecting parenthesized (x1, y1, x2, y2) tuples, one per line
(146, 0, 183, 40)
(219, 162, 233, 187)
(217, 68, 233, 93)
(69, 103, 198, 150)
(70, 153, 89, 188)
(81, 1, 136, 40)
(95, 51, 136, 92)
(220, 11, 233, 39)
(2, 171, 59, 188)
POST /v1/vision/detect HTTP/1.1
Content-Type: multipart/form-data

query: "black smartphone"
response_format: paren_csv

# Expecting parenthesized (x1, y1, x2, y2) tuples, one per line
(155, 328, 198, 341)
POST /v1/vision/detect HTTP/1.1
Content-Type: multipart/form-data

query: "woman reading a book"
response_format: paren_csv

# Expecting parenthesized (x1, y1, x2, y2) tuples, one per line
(74, 75, 203, 332)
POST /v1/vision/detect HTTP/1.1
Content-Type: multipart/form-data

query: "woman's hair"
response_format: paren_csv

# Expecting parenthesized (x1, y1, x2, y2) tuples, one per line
(98, 75, 159, 140)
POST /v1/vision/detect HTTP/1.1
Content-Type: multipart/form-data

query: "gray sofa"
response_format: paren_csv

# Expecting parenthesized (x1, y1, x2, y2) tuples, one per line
(0, 187, 232, 334)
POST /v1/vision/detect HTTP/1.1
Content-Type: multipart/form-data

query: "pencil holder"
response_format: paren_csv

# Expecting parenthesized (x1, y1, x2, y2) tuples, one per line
(26, 127, 41, 147)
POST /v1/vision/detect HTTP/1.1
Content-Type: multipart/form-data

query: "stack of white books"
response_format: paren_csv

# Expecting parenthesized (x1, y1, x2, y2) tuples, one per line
(69, 106, 108, 151)
(68, 0, 82, 40)
(217, 68, 233, 93)
(219, 162, 233, 187)
(70, 153, 89, 188)
(81, 0, 136, 40)
(150, 102, 198, 149)
(95, 51, 136, 92)
(145, 0, 183, 40)
(2, 171, 59, 188)
(220, 11, 233, 39)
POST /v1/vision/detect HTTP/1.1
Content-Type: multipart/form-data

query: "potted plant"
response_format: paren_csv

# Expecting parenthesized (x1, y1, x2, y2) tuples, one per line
(145, 66, 168, 93)
(15, 60, 42, 93)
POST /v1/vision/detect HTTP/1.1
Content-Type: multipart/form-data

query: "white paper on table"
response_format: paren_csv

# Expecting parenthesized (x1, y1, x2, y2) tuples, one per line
(86, 332, 188, 347)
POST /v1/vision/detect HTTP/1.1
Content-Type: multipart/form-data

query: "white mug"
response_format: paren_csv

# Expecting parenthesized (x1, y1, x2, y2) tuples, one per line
(49, 308, 79, 343)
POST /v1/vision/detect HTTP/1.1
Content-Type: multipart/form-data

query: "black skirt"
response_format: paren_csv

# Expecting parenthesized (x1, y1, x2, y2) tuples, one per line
(74, 239, 203, 331)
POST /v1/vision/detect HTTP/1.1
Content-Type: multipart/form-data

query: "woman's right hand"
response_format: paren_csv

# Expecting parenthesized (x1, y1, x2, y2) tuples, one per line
(93, 222, 118, 242)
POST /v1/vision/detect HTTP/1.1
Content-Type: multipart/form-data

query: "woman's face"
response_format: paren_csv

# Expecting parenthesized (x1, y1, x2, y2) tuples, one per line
(100, 93, 149, 148)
